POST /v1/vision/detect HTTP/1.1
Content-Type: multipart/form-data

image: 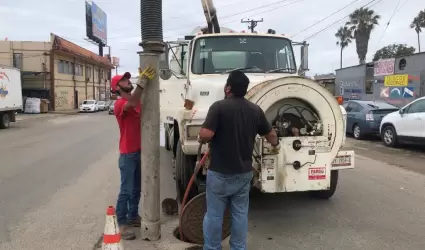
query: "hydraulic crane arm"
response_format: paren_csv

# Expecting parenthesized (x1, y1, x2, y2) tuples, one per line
(201, 0, 220, 33)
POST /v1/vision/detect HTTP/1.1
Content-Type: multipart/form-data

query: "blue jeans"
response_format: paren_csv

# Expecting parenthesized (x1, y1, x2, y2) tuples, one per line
(116, 152, 141, 225)
(203, 170, 253, 250)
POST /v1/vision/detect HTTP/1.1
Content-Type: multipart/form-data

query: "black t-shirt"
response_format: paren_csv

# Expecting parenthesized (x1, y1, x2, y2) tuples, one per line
(202, 97, 272, 174)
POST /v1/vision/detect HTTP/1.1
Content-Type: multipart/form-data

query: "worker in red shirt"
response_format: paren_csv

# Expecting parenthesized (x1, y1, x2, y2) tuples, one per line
(110, 67, 155, 240)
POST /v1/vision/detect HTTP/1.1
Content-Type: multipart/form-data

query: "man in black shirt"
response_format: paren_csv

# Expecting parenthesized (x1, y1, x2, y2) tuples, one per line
(199, 70, 279, 250)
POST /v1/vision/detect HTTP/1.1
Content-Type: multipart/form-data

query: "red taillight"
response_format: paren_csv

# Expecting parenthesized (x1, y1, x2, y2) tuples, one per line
(365, 111, 374, 121)
(336, 96, 343, 105)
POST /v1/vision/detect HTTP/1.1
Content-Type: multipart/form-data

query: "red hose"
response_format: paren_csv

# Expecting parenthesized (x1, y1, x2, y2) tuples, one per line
(179, 150, 209, 241)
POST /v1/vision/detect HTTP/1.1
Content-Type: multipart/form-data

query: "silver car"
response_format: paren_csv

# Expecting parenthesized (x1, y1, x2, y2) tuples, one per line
(97, 101, 106, 111)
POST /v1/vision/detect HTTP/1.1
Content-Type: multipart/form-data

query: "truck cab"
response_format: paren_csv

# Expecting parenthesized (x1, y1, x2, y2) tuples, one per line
(159, 32, 307, 156)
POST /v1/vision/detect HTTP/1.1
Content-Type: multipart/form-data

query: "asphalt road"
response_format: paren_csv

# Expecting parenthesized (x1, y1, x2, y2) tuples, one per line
(1, 114, 425, 250)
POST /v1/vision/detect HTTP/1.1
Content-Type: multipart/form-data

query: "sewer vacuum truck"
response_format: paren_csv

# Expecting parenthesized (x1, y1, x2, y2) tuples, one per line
(159, 0, 354, 205)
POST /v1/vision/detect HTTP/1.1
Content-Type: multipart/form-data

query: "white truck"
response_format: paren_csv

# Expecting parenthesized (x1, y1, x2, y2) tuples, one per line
(0, 65, 23, 129)
(159, 0, 354, 203)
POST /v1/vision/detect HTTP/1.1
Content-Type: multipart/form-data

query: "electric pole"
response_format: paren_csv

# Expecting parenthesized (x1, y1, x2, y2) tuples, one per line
(241, 18, 263, 33)
(139, 0, 165, 241)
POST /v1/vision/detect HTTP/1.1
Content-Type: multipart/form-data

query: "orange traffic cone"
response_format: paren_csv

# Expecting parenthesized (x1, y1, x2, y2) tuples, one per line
(102, 206, 123, 250)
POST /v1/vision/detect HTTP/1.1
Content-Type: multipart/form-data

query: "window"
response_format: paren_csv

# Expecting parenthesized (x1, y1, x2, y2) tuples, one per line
(13, 53, 23, 69)
(100, 69, 104, 79)
(86, 66, 92, 78)
(64, 61, 69, 74)
(83, 100, 95, 105)
(278, 46, 295, 70)
(365, 80, 374, 94)
(69, 62, 74, 75)
(58, 60, 65, 73)
(406, 100, 425, 114)
(346, 102, 363, 112)
(191, 36, 296, 74)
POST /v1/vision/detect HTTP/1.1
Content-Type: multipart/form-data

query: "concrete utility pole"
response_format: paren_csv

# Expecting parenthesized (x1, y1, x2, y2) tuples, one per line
(241, 18, 263, 33)
(139, 0, 165, 241)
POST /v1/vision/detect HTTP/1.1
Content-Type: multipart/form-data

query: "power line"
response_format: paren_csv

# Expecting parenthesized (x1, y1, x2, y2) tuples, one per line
(162, 0, 305, 40)
(290, 0, 362, 38)
(108, 0, 297, 40)
(301, 0, 383, 41)
(373, 0, 408, 50)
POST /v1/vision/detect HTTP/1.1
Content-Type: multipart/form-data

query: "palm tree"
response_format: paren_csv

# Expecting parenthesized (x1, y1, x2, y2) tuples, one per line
(335, 26, 353, 69)
(346, 7, 380, 64)
(410, 10, 425, 52)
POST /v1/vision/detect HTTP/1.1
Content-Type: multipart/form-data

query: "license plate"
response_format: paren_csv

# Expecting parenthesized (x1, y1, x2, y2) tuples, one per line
(332, 155, 352, 167)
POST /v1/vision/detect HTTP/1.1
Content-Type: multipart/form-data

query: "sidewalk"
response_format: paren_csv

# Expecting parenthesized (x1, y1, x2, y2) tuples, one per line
(15, 109, 79, 121)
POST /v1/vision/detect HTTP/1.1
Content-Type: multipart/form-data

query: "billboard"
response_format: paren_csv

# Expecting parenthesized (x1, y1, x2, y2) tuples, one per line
(374, 58, 395, 76)
(112, 57, 120, 67)
(85, 1, 107, 45)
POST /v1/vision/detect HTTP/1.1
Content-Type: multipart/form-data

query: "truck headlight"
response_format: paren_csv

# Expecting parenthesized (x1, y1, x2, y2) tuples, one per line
(186, 125, 201, 140)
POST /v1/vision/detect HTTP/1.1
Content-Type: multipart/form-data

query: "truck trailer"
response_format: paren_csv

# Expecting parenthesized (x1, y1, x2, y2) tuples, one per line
(0, 65, 23, 129)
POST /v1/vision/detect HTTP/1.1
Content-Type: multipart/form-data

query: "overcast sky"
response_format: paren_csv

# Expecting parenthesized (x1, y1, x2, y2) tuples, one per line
(0, 0, 423, 76)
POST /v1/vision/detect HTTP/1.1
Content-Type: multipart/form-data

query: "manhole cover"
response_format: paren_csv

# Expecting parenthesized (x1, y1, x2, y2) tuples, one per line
(179, 192, 231, 244)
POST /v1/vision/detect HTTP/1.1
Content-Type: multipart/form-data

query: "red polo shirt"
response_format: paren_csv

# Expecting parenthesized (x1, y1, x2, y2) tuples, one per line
(114, 98, 141, 154)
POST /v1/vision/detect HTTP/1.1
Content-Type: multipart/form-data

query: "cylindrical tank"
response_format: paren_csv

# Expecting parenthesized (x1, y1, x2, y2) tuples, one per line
(246, 76, 344, 161)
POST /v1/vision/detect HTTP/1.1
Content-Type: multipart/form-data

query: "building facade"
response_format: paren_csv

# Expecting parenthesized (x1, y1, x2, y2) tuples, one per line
(0, 33, 114, 111)
(335, 52, 425, 107)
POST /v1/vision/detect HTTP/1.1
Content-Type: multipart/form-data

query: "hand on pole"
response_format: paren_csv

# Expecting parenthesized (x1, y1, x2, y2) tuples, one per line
(136, 66, 156, 89)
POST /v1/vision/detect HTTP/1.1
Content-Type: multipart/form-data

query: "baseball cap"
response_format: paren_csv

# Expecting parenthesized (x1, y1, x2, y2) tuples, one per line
(111, 72, 131, 92)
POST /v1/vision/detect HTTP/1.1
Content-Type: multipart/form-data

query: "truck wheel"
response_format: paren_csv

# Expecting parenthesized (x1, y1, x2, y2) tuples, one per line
(175, 141, 198, 204)
(309, 170, 339, 199)
(0, 113, 10, 129)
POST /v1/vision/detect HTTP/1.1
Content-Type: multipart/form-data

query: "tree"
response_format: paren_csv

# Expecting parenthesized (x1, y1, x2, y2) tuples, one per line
(409, 10, 425, 52)
(372, 44, 415, 61)
(346, 7, 380, 64)
(335, 26, 353, 69)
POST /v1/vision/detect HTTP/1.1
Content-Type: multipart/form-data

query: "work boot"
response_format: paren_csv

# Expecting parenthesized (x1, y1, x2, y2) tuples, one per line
(119, 225, 136, 240)
(128, 215, 141, 227)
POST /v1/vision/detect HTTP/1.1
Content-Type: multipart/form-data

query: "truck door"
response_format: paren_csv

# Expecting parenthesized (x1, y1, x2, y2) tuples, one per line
(160, 79, 185, 124)
(399, 99, 425, 138)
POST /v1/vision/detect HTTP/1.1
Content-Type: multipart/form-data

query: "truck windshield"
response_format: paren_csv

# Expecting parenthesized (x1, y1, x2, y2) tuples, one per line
(191, 36, 296, 74)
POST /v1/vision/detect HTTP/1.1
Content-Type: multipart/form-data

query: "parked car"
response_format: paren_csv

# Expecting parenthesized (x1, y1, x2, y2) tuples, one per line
(105, 100, 113, 108)
(342, 100, 399, 140)
(380, 96, 425, 147)
(97, 101, 106, 111)
(108, 100, 116, 115)
(80, 100, 98, 113)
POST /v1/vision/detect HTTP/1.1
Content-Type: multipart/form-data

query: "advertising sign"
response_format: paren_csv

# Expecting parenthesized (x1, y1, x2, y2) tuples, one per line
(384, 74, 408, 87)
(91, 1, 107, 44)
(374, 58, 395, 76)
(112, 57, 120, 67)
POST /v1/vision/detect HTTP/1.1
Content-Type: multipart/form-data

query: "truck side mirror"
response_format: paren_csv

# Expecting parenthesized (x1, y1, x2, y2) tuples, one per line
(300, 43, 309, 71)
(159, 48, 172, 80)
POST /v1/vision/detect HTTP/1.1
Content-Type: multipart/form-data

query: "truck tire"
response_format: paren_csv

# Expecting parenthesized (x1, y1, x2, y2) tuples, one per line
(175, 141, 198, 204)
(309, 170, 339, 199)
(0, 113, 10, 129)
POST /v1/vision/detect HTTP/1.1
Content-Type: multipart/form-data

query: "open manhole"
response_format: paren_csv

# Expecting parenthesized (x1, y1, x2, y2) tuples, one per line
(175, 192, 231, 245)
